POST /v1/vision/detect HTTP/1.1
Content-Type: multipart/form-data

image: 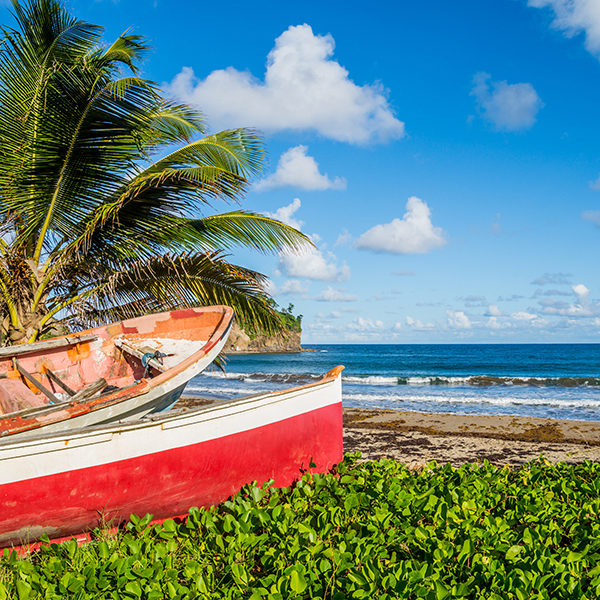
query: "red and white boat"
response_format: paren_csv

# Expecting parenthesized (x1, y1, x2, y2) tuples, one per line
(0, 306, 234, 439)
(0, 366, 343, 550)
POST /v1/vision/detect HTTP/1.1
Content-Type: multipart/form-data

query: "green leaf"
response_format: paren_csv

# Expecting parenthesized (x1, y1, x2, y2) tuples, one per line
(344, 494, 360, 510)
(505, 545, 524, 561)
(16, 580, 31, 600)
(290, 570, 307, 595)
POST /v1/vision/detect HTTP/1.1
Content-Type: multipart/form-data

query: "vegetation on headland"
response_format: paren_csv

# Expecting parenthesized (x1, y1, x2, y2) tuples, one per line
(3, 455, 600, 599)
(0, 0, 310, 346)
(277, 303, 302, 334)
(238, 301, 302, 341)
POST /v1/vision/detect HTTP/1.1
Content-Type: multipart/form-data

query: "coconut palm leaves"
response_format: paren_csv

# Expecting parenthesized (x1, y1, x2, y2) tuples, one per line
(0, 0, 310, 344)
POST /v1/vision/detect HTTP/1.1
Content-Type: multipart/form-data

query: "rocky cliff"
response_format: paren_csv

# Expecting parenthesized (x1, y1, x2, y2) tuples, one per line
(226, 321, 303, 353)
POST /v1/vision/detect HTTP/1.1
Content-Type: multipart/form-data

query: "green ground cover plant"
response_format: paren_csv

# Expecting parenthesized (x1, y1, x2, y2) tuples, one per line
(2, 454, 600, 599)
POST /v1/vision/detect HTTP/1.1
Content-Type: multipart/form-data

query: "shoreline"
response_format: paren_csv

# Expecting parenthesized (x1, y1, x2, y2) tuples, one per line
(343, 407, 600, 466)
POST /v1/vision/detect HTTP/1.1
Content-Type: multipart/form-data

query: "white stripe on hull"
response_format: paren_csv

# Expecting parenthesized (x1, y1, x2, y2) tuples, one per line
(0, 376, 341, 486)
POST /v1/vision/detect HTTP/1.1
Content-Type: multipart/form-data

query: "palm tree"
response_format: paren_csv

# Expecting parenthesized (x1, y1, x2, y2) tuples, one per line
(0, 0, 310, 345)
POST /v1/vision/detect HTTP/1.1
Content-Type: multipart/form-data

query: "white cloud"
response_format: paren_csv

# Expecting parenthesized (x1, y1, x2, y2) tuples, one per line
(528, 0, 600, 58)
(271, 280, 310, 296)
(486, 317, 509, 330)
(392, 269, 415, 276)
(355, 197, 447, 254)
(166, 24, 405, 144)
(583, 209, 600, 225)
(315, 286, 357, 302)
(269, 198, 350, 282)
(541, 284, 600, 317)
(447, 310, 472, 329)
(405, 316, 434, 330)
(485, 304, 505, 317)
(348, 317, 385, 332)
(335, 229, 352, 246)
(512, 311, 538, 320)
(573, 283, 589, 297)
(265, 198, 304, 230)
(470, 72, 543, 132)
(589, 176, 600, 191)
(255, 146, 346, 192)
(278, 248, 350, 282)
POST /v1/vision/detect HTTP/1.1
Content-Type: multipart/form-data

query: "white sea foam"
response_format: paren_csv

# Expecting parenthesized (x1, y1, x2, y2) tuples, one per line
(342, 391, 600, 409)
(343, 375, 398, 385)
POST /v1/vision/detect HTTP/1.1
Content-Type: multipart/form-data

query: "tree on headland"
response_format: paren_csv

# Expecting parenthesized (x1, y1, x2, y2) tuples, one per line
(0, 0, 311, 345)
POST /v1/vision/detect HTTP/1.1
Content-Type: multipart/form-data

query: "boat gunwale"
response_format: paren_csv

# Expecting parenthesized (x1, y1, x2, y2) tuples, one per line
(0, 306, 234, 430)
(0, 365, 344, 453)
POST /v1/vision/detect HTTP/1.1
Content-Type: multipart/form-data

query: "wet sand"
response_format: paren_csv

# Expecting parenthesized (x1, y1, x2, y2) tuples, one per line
(343, 408, 600, 466)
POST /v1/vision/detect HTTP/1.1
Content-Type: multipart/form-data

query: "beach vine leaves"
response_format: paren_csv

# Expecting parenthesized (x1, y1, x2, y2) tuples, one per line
(2, 455, 600, 598)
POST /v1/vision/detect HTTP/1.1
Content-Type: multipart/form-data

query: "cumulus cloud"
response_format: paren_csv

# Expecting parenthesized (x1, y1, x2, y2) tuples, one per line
(512, 311, 538, 320)
(470, 72, 543, 132)
(583, 209, 600, 225)
(355, 197, 447, 254)
(269, 279, 310, 296)
(315, 286, 357, 302)
(528, 0, 600, 58)
(348, 317, 385, 332)
(589, 176, 600, 191)
(278, 248, 350, 282)
(265, 198, 304, 230)
(405, 316, 434, 330)
(540, 284, 600, 317)
(166, 24, 405, 144)
(447, 310, 472, 329)
(531, 272, 572, 286)
(335, 230, 352, 246)
(485, 304, 505, 317)
(486, 317, 508, 330)
(255, 146, 346, 192)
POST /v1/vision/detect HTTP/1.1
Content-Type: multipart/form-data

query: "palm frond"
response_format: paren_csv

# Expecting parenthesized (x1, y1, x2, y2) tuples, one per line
(185, 211, 314, 254)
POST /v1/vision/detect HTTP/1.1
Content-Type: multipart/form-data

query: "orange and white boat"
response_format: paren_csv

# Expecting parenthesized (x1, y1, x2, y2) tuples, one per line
(0, 306, 234, 439)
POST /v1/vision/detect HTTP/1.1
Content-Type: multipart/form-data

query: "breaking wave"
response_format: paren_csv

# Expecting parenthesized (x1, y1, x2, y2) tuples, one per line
(343, 375, 600, 388)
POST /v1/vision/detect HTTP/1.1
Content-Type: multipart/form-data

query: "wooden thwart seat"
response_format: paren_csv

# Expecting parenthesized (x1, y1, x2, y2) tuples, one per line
(13, 359, 107, 404)
(0, 334, 97, 358)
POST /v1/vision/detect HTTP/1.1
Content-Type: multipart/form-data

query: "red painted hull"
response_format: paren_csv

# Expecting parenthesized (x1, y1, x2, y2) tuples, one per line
(0, 367, 344, 549)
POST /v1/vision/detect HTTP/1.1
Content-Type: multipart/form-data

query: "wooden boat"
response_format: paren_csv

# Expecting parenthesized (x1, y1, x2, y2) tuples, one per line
(0, 306, 234, 439)
(0, 366, 343, 550)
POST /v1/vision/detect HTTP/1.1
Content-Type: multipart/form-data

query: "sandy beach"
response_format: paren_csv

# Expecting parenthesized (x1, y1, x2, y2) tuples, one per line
(176, 396, 600, 467)
(344, 408, 600, 467)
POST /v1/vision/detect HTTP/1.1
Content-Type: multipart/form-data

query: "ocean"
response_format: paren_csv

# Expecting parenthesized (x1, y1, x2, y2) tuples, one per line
(186, 344, 600, 422)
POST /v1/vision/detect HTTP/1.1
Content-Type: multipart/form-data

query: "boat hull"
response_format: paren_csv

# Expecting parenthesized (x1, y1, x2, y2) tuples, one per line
(0, 306, 234, 439)
(0, 367, 343, 549)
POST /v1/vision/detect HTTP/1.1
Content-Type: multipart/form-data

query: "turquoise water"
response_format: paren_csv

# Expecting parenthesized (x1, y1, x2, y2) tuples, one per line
(187, 344, 600, 421)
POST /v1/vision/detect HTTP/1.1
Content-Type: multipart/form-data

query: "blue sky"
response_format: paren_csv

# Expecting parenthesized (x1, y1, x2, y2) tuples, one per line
(3, 0, 600, 343)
